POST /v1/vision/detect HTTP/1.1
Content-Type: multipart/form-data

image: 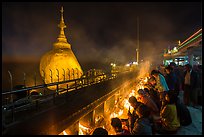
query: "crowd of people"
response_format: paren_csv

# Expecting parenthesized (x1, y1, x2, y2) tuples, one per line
(91, 62, 202, 135)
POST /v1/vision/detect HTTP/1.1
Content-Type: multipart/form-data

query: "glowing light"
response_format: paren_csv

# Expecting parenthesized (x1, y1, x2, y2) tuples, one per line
(143, 77, 148, 83)
(172, 47, 178, 53)
(127, 89, 136, 98)
(126, 64, 130, 67)
(118, 109, 124, 116)
(132, 61, 138, 65)
(78, 123, 90, 135)
(137, 84, 144, 90)
(63, 131, 68, 135)
(110, 109, 124, 118)
(123, 99, 130, 110)
(168, 49, 171, 54)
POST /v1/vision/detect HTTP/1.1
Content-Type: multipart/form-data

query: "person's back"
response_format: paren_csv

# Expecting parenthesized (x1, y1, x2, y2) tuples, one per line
(160, 104, 180, 131)
(158, 73, 169, 92)
(165, 66, 177, 90)
(131, 104, 153, 135)
(170, 62, 182, 91)
(132, 117, 152, 135)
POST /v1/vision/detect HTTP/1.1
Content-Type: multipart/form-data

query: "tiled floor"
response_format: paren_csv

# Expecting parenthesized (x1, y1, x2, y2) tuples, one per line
(176, 106, 202, 135)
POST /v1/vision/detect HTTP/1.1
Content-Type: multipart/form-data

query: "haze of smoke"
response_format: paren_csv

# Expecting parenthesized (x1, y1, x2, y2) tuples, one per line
(102, 37, 138, 64)
(137, 61, 152, 79)
(69, 22, 103, 63)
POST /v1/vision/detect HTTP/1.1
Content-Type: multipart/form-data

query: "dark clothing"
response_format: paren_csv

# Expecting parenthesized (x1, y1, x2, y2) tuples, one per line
(165, 72, 177, 91)
(131, 117, 152, 135)
(183, 69, 198, 89)
(173, 67, 182, 91)
(145, 84, 161, 110)
(176, 98, 192, 126)
(116, 129, 130, 135)
(128, 102, 143, 132)
(138, 94, 159, 114)
(183, 84, 191, 105)
(148, 88, 160, 110)
(196, 69, 202, 105)
(183, 70, 198, 105)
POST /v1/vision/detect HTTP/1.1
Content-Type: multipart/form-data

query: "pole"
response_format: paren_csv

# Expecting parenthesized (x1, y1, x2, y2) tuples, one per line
(137, 17, 139, 64)
(136, 48, 138, 63)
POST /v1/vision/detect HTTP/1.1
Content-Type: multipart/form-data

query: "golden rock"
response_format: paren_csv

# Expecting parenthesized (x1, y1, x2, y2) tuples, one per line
(39, 7, 83, 90)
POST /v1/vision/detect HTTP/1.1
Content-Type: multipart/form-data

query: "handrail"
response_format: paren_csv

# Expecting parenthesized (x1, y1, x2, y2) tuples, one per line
(2, 73, 113, 95)
(2, 71, 133, 111)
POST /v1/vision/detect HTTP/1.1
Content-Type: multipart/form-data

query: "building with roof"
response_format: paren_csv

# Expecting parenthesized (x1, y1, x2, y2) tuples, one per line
(163, 29, 202, 66)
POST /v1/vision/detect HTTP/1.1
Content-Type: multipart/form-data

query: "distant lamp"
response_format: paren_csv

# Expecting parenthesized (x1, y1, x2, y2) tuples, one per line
(111, 63, 116, 67)
(173, 47, 178, 52)
(168, 49, 171, 54)
(178, 40, 181, 46)
(126, 64, 130, 67)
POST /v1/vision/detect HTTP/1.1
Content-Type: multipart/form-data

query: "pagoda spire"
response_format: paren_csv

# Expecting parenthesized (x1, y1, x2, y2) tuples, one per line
(54, 6, 71, 49)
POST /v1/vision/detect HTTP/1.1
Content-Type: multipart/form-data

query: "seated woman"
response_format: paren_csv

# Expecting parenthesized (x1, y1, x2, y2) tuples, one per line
(153, 90, 180, 134)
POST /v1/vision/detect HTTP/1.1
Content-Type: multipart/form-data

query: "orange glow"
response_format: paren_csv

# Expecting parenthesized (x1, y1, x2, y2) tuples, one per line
(78, 123, 91, 135)
(40, 51, 83, 90)
(63, 130, 68, 135)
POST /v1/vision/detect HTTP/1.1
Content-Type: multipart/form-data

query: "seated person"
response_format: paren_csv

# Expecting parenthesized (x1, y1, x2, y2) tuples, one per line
(144, 87, 160, 110)
(145, 76, 161, 109)
(111, 117, 130, 135)
(153, 90, 180, 134)
(136, 89, 159, 114)
(131, 104, 153, 135)
(128, 96, 143, 132)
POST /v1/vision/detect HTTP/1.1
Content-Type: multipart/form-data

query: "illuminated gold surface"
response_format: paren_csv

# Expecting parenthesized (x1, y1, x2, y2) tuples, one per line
(39, 6, 83, 90)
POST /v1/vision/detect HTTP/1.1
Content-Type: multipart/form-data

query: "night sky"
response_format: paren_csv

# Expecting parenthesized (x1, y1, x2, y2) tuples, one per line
(2, 2, 202, 65)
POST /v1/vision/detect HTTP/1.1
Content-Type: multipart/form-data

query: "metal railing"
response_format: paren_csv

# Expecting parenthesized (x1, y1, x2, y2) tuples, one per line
(2, 69, 131, 125)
